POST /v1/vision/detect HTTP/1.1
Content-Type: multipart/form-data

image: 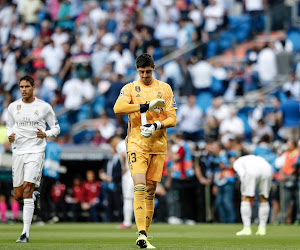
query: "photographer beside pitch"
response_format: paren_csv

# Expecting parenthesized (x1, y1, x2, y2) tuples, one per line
(114, 53, 177, 249)
(6, 75, 60, 243)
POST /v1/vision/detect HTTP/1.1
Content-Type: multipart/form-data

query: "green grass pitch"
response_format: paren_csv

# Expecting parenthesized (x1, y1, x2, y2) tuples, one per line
(0, 223, 299, 249)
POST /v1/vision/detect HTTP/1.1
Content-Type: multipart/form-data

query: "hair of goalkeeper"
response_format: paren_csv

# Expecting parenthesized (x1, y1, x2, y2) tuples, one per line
(136, 53, 154, 68)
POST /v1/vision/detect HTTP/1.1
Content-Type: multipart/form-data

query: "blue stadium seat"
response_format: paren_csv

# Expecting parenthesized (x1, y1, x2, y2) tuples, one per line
(153, 48, 163, 61)
(196, 91, 213, 113)
(237, 113, 252, 141)
(73, 130, 95, 144)
(92, 95, 106, 117)
(77, 103, 91, 121)
(219, 31, 233, 52)
(206, 40, 218, 58)
(55, 104, 70, 134)
(229, 14, 251, 43)
(210, 76, 224, 96)
(287, 27, 300, 51)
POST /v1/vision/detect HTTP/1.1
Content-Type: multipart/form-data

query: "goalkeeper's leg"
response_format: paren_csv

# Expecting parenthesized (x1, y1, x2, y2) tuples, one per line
(145, 182, 156, 235)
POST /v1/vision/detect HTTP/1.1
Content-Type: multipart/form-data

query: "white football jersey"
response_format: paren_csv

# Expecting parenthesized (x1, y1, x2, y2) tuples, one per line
(233, 155, 273, 178)
(6, 98, 60, 155)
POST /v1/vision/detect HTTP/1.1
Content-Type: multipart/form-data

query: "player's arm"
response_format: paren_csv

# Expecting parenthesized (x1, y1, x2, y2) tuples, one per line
(44, 106, 61, 138)
(6, 106, 15, 143)
(114, 97, 166, 115)
(161, 110, 177, 129)
(113, 97, 139, 115)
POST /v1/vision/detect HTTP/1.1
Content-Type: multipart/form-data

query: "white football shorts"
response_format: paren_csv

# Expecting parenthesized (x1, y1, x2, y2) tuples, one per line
(122, 170, 134, 199)
(240, 172, 272, 198)
(12, 152, 45, 187)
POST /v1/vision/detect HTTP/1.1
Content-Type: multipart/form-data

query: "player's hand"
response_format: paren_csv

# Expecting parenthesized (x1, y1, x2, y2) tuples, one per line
(149, 99, 165, 113)
(8, 133, 15, 143)
(139, 99, 165, 114)
(37, 128, 46, 139)
(140, 121, 161, 138)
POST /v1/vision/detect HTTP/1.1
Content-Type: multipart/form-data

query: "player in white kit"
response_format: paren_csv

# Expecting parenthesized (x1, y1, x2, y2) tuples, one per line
(109, 135, 134, 229)
(6, 75, 60, 243)
(233, 155, 272, 236)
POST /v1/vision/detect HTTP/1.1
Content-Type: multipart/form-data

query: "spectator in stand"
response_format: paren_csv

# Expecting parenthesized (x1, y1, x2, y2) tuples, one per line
(154, 15, 178, 56)
(243, 0, 266, 35)
(20, 0, 42, 26)
(203, 0, 224, 37)
(91, 130, 106, 146)
(266, 96, 282, 140)
(282, 73, 300, 99)
(252, 119, 274, 143)
(278, 91, 300, 141)
(1, 44, 17, 92)
(249, 94, 265, 132)
(37, 20, 53, 44)
(219, 105, 244, 142)
(177, 95, 203, 141)
(188, 56, 213, 94)
(96, 113, 116, 142)
(206, 96, 230, 125)
(242, 61, 259, 92)
(41, 39, 65, 76)
(204, 115, 219, 141)
(257, 43, 277, 85)
(81, 170, 102, 222)
(140, 0, 158, 28)
(51, 26, 70, 49)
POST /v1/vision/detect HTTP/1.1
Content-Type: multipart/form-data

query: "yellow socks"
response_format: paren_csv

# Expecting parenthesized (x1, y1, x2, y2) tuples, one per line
(145, 194, 155, 235)
(134, 184, 147, 233)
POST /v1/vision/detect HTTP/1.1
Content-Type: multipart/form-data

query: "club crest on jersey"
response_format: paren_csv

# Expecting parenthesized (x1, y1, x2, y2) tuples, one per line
(135, 86, 141, 97)
(17, 105, 21, 110)
(157, 92, 162, 98)
(34, 110, 39, 116)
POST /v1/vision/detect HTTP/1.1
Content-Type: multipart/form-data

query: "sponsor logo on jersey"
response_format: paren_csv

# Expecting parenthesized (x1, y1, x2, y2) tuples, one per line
(34, 110, 39, 116)
(17, 105, 21, 110)
(157, 92, 162, 98)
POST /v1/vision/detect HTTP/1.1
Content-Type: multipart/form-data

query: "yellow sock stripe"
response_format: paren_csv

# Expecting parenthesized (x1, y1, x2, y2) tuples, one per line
(145, 195, 155, 200)
(134, 185, 147, 192)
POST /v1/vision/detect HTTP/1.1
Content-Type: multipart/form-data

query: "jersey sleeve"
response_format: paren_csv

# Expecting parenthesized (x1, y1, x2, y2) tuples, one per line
(45, 104, 61, 138)
(117, 83, 132, 103)
(165, 84, 178, 111)
(6, 104, 14, 138)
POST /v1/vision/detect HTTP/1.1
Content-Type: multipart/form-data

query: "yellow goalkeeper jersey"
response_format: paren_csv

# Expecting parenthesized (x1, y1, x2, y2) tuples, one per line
(116, 79, 177, 154)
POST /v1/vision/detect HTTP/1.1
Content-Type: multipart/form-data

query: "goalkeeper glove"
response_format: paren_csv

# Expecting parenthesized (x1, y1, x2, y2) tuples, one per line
(139, 99, 165, 114)
(140, 121, 161, 138)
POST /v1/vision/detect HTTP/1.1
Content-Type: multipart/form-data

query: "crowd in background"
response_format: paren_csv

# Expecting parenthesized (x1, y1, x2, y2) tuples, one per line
(0, 0, 300, 225)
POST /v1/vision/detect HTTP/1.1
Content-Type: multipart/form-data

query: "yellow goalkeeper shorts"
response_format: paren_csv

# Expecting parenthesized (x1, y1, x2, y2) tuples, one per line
(127, 151, 166, 182)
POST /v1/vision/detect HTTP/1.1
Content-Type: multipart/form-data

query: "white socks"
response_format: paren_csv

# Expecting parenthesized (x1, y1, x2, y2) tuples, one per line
(123, 198, 133, 226)
(22, 198, 34, 237)
(241, 201, 251, 228)
(258, 202, 270, 228)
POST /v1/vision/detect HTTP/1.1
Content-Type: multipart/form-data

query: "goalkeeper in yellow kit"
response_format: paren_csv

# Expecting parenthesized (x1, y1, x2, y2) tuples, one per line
(114, 53, 177, 249)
